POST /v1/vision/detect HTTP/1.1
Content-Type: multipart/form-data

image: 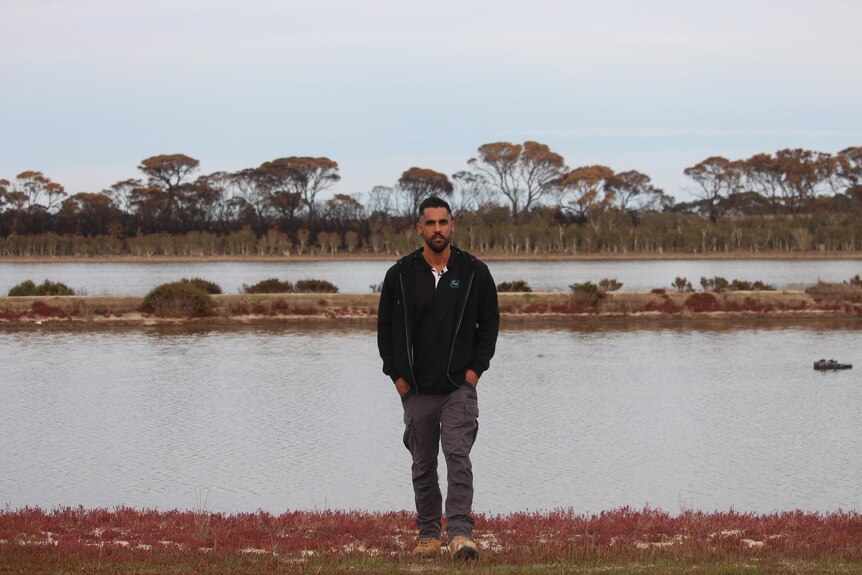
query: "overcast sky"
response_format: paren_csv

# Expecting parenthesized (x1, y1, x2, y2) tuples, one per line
(2, 0, 860, 202)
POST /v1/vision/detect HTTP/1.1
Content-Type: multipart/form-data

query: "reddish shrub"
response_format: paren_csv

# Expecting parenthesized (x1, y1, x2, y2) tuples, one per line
(250, 304, 268, 315)
(684, 292, 720, 312)
(743, 297, 765, 312)
(645, 299, 679, 314)
(291, 305, 319, 315)
(523, 303, 549, 314)
(0, 308, 23, 320)
(31, 301, 66, 317)
(230, 302, 251, 315)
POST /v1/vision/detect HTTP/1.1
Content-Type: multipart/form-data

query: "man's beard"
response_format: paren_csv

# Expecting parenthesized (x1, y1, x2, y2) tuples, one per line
(426, 234, 450, 254)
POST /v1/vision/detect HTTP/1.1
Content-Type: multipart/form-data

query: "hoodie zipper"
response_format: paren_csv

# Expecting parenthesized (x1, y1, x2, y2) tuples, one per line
(399, 273, 417, 390)
(446, 268, 475, 384)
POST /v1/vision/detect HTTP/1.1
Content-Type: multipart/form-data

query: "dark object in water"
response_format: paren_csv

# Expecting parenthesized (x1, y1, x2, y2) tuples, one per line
(814, 359, 853, 371)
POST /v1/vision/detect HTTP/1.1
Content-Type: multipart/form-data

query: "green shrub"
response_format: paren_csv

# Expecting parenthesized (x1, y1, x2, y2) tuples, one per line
(294, 279, 338, 293)
(597, 278, 623, 292)
(700, 276, 774, 292)
(700, 276, 729, 292)
(497, 280, 532, 293)
(142, 281, 214, 317)
(672, 277, 693, 292)
(569, 281, 602, 306)
(8, 279, 75, 296)
(180, 277, 222, 294)
(728, 279, 775, 291)
(242, 278, 294, 294)
(369, 283, 382, 293)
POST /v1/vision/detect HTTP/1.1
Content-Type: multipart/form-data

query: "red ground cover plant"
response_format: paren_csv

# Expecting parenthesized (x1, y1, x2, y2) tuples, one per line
(684, 292, 720, 312)
(645, 296, 680, 314)
(523, 303, 549, 314)
(290, 305, 319, 316)
(550, 303, 585, 314)
(30, 301, 66, 318)
(0, 308, 24, 320)
(3, 506, 862, 572)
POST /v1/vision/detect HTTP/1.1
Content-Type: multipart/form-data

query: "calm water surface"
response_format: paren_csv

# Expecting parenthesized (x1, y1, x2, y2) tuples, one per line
(1, 259, 860, 294)
(2, 324, 861, 514)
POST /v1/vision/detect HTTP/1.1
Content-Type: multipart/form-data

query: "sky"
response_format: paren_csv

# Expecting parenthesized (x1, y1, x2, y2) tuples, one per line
(2, 0, 861, 203)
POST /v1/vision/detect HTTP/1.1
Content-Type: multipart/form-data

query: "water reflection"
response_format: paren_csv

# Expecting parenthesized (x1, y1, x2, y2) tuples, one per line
(1, 259, 860, 294)
(2, 323, 861, 514)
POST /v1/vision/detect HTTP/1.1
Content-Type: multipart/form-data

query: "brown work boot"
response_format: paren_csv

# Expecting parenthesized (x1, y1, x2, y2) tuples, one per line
(448, 535, 479, 562)
(411, 537, 442, 558)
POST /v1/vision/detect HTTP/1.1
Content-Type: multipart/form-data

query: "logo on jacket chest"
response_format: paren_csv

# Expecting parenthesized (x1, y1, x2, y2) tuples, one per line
(449, 279, 460, 289)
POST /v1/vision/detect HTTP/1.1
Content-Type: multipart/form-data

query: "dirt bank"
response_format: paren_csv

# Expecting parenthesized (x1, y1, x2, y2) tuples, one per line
(1, 291, 859, 328)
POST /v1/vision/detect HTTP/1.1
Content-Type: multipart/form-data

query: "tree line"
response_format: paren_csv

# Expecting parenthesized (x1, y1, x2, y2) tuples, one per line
(1, 143, 861, 256)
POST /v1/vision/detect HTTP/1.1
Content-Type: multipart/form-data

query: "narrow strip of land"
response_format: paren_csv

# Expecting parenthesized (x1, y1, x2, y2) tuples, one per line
(1, 291, 860, 328)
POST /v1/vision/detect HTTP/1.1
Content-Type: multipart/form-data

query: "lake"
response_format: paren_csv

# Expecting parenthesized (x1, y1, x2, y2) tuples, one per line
(1, 258, 861, 295)
(2, 323, 860, 515)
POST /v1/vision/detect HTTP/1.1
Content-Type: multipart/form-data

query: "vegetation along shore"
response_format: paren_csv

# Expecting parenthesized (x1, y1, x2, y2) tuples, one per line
(3, 506, 862, 574)
(2, 286, 861, 327)
(3, 145, 862, 260)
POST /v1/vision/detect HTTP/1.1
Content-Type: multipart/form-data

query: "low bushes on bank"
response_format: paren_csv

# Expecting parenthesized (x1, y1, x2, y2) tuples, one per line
(142, 281, 214, 317)
(180, 277, 222, 294)
(242, 278, 338, 294)
(8, 279, 75, 296)
(569, 281, 603, 306)
(701, 276, 776, 292)
(294, 279, 338, 293)
(242, 278, 294, 294)
(806, 277, 862, 303)
(497, 280, 532, 292)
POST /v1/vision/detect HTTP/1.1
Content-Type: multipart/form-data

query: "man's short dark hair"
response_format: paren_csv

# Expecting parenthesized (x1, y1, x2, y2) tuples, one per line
(418, 196, 452, 219)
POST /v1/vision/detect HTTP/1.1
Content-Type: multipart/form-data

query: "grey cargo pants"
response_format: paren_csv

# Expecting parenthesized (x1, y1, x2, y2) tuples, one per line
(402, 384, 479, 539)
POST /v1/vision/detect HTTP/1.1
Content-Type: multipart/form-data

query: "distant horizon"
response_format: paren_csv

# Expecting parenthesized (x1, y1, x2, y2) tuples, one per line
(2, 0, 860, 203)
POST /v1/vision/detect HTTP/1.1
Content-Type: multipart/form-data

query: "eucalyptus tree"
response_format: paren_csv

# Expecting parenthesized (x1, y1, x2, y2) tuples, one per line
(468, 141, 566, 217)
(835, 146, 862, 202)
(135, 154, 201, 232)
(14, 171, 66, 212)
(397, 167, 453, 221)
(451, 171, 493, 214)
(258, 156, 340, 225)
(683, 156, 738, 223)
(553, 165, 615, 222)
(605, 169, 670, 224)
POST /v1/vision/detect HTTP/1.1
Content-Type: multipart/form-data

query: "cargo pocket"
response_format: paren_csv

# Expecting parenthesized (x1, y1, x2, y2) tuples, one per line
(461, 397, 479, 450)
(402, 414, 414, 452)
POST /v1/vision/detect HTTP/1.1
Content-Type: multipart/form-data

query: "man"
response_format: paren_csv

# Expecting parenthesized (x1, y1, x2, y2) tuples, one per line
(377, 196, 499, 561)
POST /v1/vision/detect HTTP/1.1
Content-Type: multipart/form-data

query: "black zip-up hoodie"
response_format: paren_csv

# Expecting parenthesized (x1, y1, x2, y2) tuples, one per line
(377, 246, 499, 397)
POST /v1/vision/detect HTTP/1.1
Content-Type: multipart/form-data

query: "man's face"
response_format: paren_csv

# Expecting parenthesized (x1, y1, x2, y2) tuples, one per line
(416, 206, 454, 254)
